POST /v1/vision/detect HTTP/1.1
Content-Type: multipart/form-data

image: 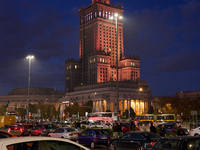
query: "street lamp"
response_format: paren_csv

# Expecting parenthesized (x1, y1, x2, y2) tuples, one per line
(26, 55, 34, 122)
(139, 88, 143, 96)
(110, 13, 123, 120)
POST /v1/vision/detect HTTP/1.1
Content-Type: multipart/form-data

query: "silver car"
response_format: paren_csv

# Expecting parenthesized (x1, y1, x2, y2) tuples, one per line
(48, 127, 80, 140)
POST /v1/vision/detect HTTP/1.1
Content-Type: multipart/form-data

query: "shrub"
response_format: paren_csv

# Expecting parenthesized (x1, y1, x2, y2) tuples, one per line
(81, 125, 86, 129)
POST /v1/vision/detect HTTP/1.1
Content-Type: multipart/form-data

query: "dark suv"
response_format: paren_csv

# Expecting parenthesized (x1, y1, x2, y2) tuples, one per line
(8, 123, 33, 136)
(30, 124, 56, 136)
(151, 136, 200, 150)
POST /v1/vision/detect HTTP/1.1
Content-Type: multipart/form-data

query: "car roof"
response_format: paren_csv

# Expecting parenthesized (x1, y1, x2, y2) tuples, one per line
(0, 137, 90, 150)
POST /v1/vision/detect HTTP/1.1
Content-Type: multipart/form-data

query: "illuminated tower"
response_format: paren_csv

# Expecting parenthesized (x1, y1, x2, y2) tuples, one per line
(65, 0, 140, 92)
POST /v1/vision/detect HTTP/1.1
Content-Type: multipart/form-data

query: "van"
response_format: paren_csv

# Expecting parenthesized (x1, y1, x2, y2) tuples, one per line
(0, 116, 16, 128)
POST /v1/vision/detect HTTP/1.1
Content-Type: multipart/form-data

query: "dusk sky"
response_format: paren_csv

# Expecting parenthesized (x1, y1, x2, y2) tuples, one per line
(0, 0, 199, 97)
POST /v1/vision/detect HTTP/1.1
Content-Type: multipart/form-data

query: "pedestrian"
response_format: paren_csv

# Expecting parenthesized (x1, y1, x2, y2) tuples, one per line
(112, 122, 118, 138)
(159, 124, 166, 137)
(116, 122, 122, 137)
(177, 125, 185, 136)
(150, 122, 157, 133)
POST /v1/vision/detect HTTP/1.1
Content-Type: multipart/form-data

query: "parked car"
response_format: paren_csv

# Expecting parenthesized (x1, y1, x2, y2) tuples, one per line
(0, 130, 16, 138)
(89, 122, 103, 128)
(48, 127, 80, 140)
(157, 123, 189, 135)
(0, 136, 90, 150)
(31, 124, 56, 136)
(151, 136, 200, 150)
(76, 129, 111, 149)
(8, 123, 33, 136)
(190, 126, 200, 136)
(109, 132, 161, 150)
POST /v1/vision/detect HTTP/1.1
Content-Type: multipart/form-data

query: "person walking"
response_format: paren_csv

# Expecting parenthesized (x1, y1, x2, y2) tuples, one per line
(112, 122, 118, 138)
(177, 125, 185, 136)
(150, 122, 157, 133)
(159, 124, 166, 137)
(116, 122, 122, 137)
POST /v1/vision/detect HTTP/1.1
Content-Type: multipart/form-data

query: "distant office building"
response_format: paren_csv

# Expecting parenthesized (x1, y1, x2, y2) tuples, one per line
(64, 0, 152, 115)
(176, 91, 200, 99)
(0, 87, 65, 112)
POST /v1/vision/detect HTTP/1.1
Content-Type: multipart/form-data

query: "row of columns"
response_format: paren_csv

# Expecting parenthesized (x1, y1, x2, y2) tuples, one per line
(92, 99, 147, 115)
(93, 100, 107, 112)
(119, 100, 146, 115)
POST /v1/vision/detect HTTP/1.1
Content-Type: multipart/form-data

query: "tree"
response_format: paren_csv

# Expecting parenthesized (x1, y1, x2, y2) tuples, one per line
(130, 107, 136, 118)
(0, 105, 6, 116)
(123, 109, 129, 118)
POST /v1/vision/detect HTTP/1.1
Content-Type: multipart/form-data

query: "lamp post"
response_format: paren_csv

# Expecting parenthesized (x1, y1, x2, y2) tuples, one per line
(26, 55, 34, 122)
(110, 13, 123, 120)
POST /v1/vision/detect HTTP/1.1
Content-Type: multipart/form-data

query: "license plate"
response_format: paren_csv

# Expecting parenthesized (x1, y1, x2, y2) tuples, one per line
(101, 137, 107, 139)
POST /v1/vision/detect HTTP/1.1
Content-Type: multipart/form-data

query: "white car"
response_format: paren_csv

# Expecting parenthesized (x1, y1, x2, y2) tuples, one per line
(0, 136, 89, 150)
(48, 127, 80, 140)
(190, 126, 200, 136)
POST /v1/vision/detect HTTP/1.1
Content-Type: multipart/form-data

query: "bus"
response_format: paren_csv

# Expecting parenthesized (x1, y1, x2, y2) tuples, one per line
(88, 112, 117, 123)
(136, 114, 176, 123)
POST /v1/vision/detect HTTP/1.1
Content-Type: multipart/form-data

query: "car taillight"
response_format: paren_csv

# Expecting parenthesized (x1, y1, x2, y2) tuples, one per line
(14, 127, 18, 130)
(151, 142, 156, 146)
(94, 136, 98, 140)
(20, 128, 23, 133)
(8, 128, 11, 133)
(69, 133, 73, 136)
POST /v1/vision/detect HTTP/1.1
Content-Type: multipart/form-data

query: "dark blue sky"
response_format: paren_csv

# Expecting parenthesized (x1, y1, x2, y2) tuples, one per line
(0, 0, 199, 96)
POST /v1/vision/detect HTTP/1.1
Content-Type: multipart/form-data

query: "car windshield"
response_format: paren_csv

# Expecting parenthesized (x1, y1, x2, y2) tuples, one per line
(65, 128, 76, 132)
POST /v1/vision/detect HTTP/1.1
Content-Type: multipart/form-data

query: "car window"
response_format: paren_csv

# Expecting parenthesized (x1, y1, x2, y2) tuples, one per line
(24, 125, 33, 129)
(121, 133, 131, 139)
(7, 141, 41, 150)
(59, 129, 65, 133)
(154, 139, 186, 149)
(46, 140, 84, 150)
(88, 130, 94, 136)
(46, 124, 56, 129)
(140, 133, 161, 139)
(35, 125, 43, 129)
(130, 133, 146, 140)
(96, 130, 103, 135)
(66, 128, 76, 132)
(54, 129, 61, 133)
(0, 132, 12, 138)
(102, 129, 110, 135)
(80, 130, 88, 136)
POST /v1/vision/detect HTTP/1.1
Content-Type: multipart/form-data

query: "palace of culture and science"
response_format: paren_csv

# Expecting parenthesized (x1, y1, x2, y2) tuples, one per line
(0, 0, 152, 116)
(64, 0, 152, 115)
